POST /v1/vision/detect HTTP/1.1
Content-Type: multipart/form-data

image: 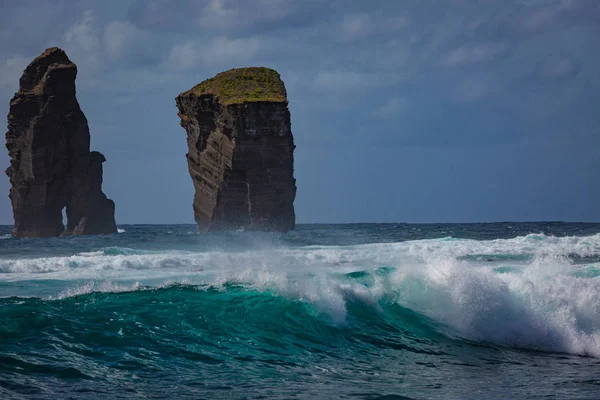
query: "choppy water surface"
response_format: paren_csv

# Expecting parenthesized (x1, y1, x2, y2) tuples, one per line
(2, 223, 600, 399)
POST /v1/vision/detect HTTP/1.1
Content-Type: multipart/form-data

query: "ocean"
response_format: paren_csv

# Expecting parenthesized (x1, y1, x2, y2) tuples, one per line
(1, 222, 600, 399)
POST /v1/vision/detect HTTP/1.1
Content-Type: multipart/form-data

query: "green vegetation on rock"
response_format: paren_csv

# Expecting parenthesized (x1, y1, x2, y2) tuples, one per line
(182, 67, 287, 105)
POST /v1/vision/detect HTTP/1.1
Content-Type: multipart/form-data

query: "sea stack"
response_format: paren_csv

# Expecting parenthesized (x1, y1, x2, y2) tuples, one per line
(176, 67, 296, 232)
(5, 47, 117, 237)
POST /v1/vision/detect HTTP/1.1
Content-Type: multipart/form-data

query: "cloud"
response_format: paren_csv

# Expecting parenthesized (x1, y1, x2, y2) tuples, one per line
(1, 0, 598, 149)
(482, 0, 600, 40)
(538, 56, 579, 80)
(103, 20, 145, 60)
(62, 9, 101, 71)
(514, 0, 600, 35)
(166, 36, 263, 71)
(0, 56, 29, 102)
(198, 0, 330, 33)
(520, 2, 565, 32)
(64, 10, 98, 54)
(127, 0, 203, 32)
(373, 97, 410, 117)
(313, 71, 396, 93)
(440, 42, 510, 68)
(0, 0, 600, 226)
(0, 56, 29, 87)
(337, 12, 409, 43)
(339, 13, 372, 41)
(128, 0, 328, 34)
(454, 79, 490, 102)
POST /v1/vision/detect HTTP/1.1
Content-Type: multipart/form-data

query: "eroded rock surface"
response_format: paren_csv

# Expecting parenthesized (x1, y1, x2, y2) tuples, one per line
(5, 47, 117, 237)
(176, 67, 296, 232)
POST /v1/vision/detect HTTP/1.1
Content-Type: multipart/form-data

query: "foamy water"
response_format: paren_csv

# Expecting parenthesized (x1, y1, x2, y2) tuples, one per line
(3, 231, 600, 356)
(2, 223, 600, 399)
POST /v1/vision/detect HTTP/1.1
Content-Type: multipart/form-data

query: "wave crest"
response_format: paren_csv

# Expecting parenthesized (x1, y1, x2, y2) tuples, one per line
(2, 233, 600, 357)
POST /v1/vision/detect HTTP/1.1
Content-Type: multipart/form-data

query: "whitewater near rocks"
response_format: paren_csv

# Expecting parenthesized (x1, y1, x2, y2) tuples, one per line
(1, 223, 600, 399)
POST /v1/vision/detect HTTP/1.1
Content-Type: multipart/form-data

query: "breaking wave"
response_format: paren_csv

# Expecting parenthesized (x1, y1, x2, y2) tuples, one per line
(2, 233, 600, 357)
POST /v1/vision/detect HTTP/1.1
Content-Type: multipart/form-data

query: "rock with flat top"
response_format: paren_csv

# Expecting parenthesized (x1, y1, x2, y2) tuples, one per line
(176, 67, 296, 232)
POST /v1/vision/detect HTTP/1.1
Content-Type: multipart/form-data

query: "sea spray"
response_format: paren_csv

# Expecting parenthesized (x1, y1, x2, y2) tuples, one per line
(2, 223, 600, 399)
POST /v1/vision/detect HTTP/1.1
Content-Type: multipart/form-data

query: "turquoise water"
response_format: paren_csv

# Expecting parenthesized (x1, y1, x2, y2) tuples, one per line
(2, 223, 600, 399)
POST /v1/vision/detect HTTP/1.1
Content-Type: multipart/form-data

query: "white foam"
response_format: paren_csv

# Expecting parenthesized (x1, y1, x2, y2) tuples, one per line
(200, 234, 600, 356)
(3, 234, 600, 356)
(0, 249, 213, 280)
(388, 254, 600, 356)
(206, 251, 600, 356)
(2, 233, 600, 279)
(55, 281, 147, 299)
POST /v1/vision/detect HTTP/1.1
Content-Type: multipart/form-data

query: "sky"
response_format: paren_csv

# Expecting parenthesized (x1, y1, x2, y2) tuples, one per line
(0, 0, 599, 224)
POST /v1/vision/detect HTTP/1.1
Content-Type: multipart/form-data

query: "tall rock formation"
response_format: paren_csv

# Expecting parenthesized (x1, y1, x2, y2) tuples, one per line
(5, 47, 117, 237)
(176, 67, 296, 232)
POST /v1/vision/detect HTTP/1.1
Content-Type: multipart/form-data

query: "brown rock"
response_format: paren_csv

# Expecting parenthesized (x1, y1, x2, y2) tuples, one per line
(176, 67, 296, 232)
(5, 47, 117, 237)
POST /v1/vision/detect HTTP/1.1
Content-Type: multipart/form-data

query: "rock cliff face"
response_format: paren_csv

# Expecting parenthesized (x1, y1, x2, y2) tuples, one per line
(176, 67, 296, 232)
(5, 47, 117, 237)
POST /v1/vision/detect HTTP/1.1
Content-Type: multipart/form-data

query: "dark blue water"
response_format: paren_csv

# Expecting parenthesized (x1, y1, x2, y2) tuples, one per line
(2, 223, 600, 399)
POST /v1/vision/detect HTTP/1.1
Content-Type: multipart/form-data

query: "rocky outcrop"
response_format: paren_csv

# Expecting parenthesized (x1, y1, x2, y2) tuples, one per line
(176, 67, 296, 232)
(5, 47, 117, 237)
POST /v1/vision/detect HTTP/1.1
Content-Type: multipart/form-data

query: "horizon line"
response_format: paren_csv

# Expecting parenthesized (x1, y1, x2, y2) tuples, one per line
(2, 220, 600, 227)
